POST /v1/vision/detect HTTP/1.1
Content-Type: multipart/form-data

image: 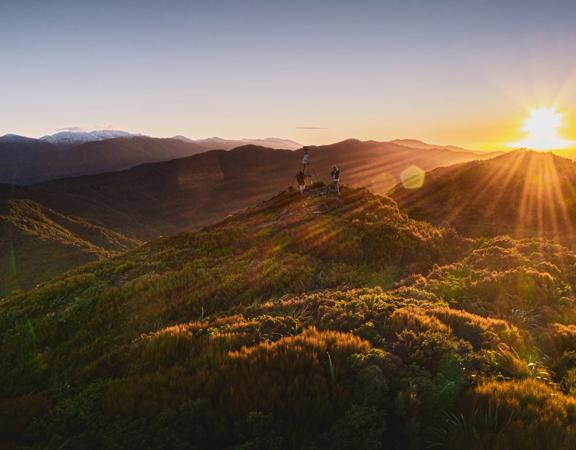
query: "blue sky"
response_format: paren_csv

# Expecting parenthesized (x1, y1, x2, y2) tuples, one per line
(2, 0, 576, 147)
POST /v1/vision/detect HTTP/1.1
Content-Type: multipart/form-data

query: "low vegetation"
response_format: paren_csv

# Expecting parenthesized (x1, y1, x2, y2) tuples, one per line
(1, 185, 576, 449)
(0, 198, 139, 295)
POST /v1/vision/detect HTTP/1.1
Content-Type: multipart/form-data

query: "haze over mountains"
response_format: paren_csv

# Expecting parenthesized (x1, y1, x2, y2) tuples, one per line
(7, 142, 576, 294)
(0, 132, 302, 184)
(40, 130, 137, 148)
(172, 135, 302, 150)
(390, 138, 477, 153)
(0, 137, 495, 291)
(27, 139, 493, 238)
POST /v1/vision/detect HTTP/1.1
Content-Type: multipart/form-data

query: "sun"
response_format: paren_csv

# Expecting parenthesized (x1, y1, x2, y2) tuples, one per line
(510, 107, 574, 151)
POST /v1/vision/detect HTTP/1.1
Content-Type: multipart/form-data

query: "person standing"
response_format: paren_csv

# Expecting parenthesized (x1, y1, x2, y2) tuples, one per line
(300, 147, 310, 172)
(296, 170, 306, 195)
(331, 165, 340, 194)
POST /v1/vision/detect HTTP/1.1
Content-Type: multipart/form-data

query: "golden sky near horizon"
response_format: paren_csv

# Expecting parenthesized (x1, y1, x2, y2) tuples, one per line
(2, 1, 576, 151)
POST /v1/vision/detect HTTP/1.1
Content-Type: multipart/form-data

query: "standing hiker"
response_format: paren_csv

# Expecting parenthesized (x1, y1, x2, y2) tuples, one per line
(331, 165, 340, 194)
(296, 170, 306, 195)
(300, 147, 310, 173)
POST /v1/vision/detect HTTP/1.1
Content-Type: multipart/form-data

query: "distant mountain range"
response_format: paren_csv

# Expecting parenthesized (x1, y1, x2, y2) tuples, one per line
(40, 129, 137, 148)
(0, 136, 207, 184)
(0, 137, 497, 290)
(172, 135, 302, 150)
(0, 132, 302, 184)
(17, 139, 494, 239)
(390, 138, 478, 153)
(4, 130, 302, 150)
(0, 131, 495, 185)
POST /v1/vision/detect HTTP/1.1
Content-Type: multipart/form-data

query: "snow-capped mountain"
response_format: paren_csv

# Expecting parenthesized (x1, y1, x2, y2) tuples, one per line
(40, 130, 139, 147)
(0, 131, 302, 184)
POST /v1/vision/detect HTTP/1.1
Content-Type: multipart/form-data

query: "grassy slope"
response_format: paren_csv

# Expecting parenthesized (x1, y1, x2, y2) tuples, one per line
(0, 198, 140, 296)
(391, 150, 576, 244)
(2, 186, 576, 449)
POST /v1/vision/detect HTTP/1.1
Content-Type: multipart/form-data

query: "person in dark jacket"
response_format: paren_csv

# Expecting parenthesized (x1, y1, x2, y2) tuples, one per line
(300, 147, 310, 171)
(296, 170, 306, 194)
(331, 165, 340, 194)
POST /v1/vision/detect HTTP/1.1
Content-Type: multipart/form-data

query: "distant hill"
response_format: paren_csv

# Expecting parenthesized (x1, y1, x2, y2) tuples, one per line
(3, 185, 576, 448)
(0, 134, 498, 185)
(33, 139, 497, 239)
(173, 135, 302, 150)
(0, 134, 301, 184)
(390, 138, 475, 153)
(391, 149, 576, 243)
(0, 134, 59, 163)
(0, 184, 139, 295)
(0, 136, 208, 184)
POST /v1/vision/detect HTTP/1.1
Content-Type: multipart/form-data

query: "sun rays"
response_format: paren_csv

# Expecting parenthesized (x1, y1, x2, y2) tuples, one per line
(511, 107, 575, 151)
(393, 149, 576, 247)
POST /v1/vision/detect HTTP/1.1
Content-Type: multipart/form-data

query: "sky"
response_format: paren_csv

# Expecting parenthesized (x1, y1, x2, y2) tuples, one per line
(2, 0, 576, 149)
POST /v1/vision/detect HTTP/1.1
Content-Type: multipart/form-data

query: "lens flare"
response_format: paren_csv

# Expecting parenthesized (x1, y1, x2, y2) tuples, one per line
(510, 107, 574, 151)
(401, 165, 425, 189)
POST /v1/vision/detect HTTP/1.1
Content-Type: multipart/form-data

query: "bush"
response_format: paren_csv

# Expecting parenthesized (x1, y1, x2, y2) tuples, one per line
(458, 380, 576, 450)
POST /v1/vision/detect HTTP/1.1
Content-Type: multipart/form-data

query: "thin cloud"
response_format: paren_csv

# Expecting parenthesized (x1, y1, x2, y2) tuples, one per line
(56, 126, 86, 132)
(296, 126, 329, 130)
(56, 124, 117, 132)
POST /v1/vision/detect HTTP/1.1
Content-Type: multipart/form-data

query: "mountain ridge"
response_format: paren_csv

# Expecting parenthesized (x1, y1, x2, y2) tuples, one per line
(391, 138, 473, 153)
(391, 149, 576, 243)
(0, 134, 493, 184)
(31, 139, 497, 239)
(40, 130, 138, 147)
(0, 134, 300, 184)
(172, 135, 302, 150)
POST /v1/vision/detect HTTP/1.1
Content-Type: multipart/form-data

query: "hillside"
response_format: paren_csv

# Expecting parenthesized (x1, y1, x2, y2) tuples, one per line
(0, 136, 59, 184)
(0, 139, 493, 291)
(0, 134, 301, 184)
(0, 185, 139, 295)
(174, 136, 302, 150)
(391, 149, 576, 244)
(33, 139, 495, 240)
(2, 185, 576, 449)
(390, 138, 475, 153)
(0, 137, 209, 184)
